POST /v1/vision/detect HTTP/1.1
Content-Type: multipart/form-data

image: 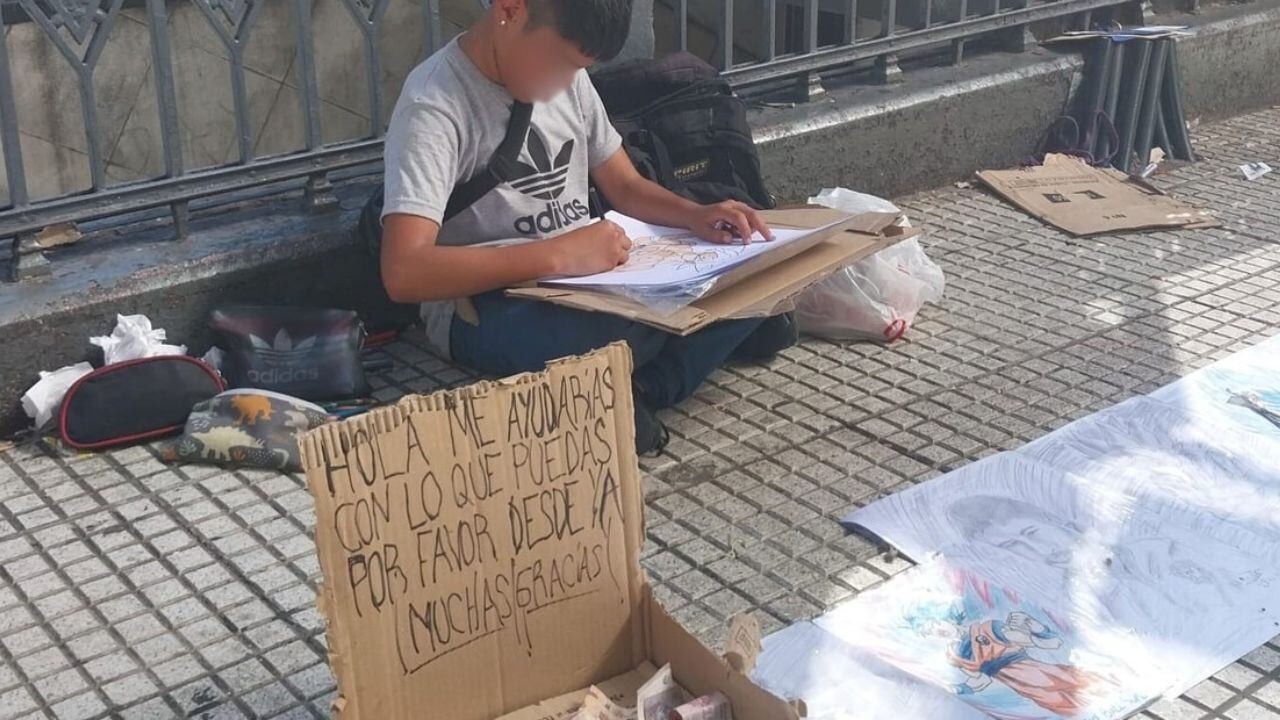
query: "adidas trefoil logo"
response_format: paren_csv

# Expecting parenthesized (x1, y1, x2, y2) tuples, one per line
(246, 329, 321, 384)
(248, 329, 318, 355)
(510, 128, 590, 235)
(511, 130, 573, 200)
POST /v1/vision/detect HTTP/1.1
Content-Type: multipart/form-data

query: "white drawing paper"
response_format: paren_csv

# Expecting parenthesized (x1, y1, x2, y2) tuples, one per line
(751, 620, 988, 720)
(1018, 396, 1280, 559)
(812, 559, 1155, 720)
(844, 453, 1280, 698)
(543, 212, 839, 288)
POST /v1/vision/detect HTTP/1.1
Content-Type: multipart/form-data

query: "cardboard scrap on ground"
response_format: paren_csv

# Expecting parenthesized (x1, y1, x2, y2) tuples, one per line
(506, 208, 915, 335)
(33, 222, 81, 249)
(298, 344, 796, 720)
(976, 154, 1217, 236)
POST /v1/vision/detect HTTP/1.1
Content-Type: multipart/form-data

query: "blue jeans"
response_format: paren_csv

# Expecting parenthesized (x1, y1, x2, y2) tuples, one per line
(451, 291, 764, 409)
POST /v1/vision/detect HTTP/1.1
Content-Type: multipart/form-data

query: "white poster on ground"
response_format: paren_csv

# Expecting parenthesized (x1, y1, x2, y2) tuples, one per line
(843, 453, 1280, 697)
(1017, 395, 1280, 559)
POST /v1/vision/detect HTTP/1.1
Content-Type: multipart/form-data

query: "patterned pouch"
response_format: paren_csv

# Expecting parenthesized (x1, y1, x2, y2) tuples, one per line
(159, 389, 329, 471)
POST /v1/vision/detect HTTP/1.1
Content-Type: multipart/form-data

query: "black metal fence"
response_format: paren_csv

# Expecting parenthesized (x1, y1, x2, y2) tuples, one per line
(0, 0, 1134, 282)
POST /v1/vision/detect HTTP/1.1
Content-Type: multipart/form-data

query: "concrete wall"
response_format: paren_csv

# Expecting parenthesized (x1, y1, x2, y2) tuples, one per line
(1170, 0, 1280, 122)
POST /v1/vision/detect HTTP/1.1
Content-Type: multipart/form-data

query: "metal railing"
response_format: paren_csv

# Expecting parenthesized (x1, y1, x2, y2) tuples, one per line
(0, 0, 1133, 283)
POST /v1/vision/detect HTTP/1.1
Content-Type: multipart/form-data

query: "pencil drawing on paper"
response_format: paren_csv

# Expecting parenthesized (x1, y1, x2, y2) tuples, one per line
(615, 234, 747, 276)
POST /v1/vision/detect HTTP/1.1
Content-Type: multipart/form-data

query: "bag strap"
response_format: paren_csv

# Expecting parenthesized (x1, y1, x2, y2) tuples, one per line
(360, 100, 533, 259)
(615, 77, 730, 122)
(442, 101, 533, 220)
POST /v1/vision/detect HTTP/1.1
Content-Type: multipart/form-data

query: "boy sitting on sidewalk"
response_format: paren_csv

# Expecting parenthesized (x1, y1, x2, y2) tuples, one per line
(378, 0, 795, 453)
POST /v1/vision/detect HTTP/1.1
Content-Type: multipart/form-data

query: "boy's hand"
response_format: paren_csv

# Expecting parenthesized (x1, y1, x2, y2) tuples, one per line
(686, 200, 774, 245)
(546, 220, 632, 276)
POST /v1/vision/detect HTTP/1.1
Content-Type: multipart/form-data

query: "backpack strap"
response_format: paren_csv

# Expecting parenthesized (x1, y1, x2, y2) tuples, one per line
(361, 99, 534, 256)
(442, 101, 534, 220)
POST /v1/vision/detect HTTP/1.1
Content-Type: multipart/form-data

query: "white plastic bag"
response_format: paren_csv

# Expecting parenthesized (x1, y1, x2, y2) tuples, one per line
(796, 188, 945, 342)
(21, 362, 93, 430)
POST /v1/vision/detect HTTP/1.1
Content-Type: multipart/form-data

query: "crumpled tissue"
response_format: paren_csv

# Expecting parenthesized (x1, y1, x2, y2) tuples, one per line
(89, 314, 186, 365)
(21, 362, 93, 429)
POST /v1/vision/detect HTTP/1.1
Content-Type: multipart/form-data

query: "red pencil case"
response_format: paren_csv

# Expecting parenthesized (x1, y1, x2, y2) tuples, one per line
(59, 356, 225, 450)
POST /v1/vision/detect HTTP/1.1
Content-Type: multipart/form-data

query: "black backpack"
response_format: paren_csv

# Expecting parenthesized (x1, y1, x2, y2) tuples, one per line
(590, 53, 775, 211)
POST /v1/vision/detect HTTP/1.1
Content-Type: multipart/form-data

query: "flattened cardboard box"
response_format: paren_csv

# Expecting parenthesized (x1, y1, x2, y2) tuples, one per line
(505, 208, 915, 336)
(976, 154, 1217, 236)
(299, 344, 798, 720)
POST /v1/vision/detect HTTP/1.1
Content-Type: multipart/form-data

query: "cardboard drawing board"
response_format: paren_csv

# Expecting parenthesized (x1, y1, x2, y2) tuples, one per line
(299, 344, 798, 720)
(507, 208, 913, 335)
(976, 154, 1217, 236)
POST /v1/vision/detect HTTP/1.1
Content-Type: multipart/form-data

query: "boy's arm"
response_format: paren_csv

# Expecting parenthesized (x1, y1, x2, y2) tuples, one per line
(591, 149, 773, 244)
(380, 214, 630, 303)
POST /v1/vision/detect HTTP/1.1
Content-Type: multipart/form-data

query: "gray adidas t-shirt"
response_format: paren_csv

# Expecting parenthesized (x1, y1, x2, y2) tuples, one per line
(382, 39, 623, 357)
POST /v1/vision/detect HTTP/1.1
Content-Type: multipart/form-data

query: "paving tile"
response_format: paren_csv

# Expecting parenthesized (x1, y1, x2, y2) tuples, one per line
(1, 109, 1278, 720)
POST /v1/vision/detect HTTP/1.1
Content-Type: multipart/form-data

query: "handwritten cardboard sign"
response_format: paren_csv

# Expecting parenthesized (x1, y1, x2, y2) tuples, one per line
(299, 345, 647, 720)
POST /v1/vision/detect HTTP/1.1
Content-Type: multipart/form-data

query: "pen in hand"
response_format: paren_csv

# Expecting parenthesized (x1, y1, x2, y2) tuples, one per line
(714, 220, 763, 245)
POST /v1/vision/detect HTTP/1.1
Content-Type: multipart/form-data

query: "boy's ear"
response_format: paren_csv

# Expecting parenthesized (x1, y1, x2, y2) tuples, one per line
(493, 0, 528, 26)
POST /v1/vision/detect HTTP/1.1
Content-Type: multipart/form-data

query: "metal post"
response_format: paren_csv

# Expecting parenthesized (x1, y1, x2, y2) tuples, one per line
(679, 0, 689, 51)
(720, 0, 734, 69)
(806, 0, 819, 50)
(423, 0, 443, 55)
(146, 0, 190, 239)
(294, 0, 338, 211)
(1133, 39, 1168, 172)
(846, 0, 857, 43)
(192, 0, 266, 164)
(1104, 41, 1125, 121)
(1085, 39, 1114, 160)
(1161, 39, 1194, 161)
(880, 0, 897, 36)
(796, 72, 826, 101)
(875, 0, 901, 81)
(0, 9, 45, 281)
(950, 0, 968, 63)
(762, 0, 777, 60)
(796, 0, 825, 99)
(1001, 22, 1035, 52)
(1154, 101, 1172, 157)
(1114, 39, 1151, 173)
(873, 53, 902, 83)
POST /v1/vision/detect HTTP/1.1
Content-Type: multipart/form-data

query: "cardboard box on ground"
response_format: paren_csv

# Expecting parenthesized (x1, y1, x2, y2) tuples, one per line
(298, 344, 798, 720)
(504, 208, 916, 335)
(976, 154, 1217, 236)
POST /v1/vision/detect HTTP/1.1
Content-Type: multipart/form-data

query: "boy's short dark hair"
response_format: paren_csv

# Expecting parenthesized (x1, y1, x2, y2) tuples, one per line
(526, 0, 633, 62)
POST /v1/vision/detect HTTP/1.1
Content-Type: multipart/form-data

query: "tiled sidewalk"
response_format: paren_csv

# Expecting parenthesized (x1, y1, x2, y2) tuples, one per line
(3, 108, 1280, 720)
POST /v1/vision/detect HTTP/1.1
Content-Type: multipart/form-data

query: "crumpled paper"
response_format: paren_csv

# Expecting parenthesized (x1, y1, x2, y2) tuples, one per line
(89, 314, 186, 365)
(21, 362, 93, 430)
